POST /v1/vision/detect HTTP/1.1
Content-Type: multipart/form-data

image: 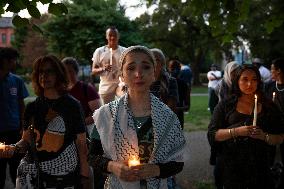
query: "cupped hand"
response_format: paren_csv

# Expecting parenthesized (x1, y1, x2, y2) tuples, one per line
(104, 64, 112, 72)
(130, 164, 160, 180)
(249, 127, 265, 140)
(235, 125, 255, 137)
(0, 145, 15, 158)
(109, 161, 139, 182)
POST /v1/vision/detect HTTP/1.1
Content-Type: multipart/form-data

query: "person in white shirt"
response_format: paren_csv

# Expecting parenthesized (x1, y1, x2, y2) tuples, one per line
(252, 58, 272, 84)
(91, 26, 126, 104)
(207, 64, 222, 114)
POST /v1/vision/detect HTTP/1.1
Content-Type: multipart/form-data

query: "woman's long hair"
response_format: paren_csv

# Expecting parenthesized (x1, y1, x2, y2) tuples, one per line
(231, 64, 264, 101)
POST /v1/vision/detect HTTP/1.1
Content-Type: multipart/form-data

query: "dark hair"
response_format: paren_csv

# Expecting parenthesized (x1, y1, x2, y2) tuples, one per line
(168, 59, 181, 71)
(232, 64, 264, 100)
(106, 26, 119, 36)
(62, 57, 79, 74)
(32, 55, 69, 96)
(0, 47, 19, 69)
(272, 58, 284, 73)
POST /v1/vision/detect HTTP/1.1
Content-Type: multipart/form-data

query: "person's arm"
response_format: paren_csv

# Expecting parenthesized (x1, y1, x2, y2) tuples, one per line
(156, 161, 184, 178)
(207, 71, 216, 81)
(215, 126, 255, 141)
(92, 64, 106, 76)
(250, 128, 284, 145)
(76, 133, 90, 178)
(0, 129, 30, 158)
(85, 99, 101, 125)
(91, 49, 105, 76)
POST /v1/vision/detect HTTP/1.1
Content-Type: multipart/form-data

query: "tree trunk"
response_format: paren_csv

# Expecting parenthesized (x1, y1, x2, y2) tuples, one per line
(192, 48, 204, 86)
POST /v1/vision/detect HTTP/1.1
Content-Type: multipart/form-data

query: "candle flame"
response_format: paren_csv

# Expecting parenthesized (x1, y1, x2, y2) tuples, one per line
(0, 142, 5, 150)
(128, 155, 140, 167)
(254, 94, 257, 99)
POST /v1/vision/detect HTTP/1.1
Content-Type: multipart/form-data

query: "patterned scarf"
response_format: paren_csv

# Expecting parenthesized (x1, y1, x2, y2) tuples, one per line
(93, 93, 186, 189)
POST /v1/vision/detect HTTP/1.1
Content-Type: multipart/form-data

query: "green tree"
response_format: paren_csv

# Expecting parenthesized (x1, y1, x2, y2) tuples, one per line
(43, 0, 144, 65)
(137, 0, 229, 85)
(137, 0, 284, 83)
(0, 0, 67, 28)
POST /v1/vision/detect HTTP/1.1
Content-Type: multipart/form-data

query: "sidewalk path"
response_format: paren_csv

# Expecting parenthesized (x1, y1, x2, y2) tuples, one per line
(176, 131, 213, 189)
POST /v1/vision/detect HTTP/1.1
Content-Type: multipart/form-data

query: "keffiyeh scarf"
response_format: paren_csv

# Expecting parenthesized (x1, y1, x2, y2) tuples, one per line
(93, 93, 186, 189)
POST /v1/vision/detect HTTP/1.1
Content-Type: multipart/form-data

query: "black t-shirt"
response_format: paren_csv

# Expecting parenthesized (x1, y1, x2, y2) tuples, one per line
(23, 94, 86, 162)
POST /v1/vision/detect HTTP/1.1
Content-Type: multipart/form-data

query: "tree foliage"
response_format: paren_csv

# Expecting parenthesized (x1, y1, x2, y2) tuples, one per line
(0, 0, 67, 29)
(137, 0, 229, 84)
(43, 0, 143, 65)
(138, 0, 284, 84)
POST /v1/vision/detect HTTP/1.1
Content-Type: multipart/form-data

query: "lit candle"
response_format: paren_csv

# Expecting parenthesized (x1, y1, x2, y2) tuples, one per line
(110, 48, 113, 65)
(253, 95, 257, 126)
(128, 155, 140, 167)
(0, 142, 6, 151)
(272, 92, 276, 102)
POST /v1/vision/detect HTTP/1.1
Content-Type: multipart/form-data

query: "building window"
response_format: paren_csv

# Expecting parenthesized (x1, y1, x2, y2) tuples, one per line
(10, 34, 14, 42)
(2, 33, 7, 44)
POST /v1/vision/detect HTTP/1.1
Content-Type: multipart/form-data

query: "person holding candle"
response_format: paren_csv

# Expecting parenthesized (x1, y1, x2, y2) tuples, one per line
(0, 55, 90, 188)
(208, 64, 284, 189)
(265, 58, 284, 189)
(0, 47, 29, 189)
(91, 26, 126, 104)
(88, 45, 186, 189)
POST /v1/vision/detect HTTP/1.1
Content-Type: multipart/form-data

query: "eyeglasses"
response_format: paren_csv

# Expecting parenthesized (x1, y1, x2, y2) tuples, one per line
(39, 68, 56, 76)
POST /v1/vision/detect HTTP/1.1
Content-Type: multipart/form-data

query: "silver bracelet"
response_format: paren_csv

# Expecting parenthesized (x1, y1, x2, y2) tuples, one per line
(265, 133, 270, 143)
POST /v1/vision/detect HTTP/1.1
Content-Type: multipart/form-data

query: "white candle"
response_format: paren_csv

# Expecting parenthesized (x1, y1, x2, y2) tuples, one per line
(128, 155, 140, 167)
(253, 95, 257, 126)
(273, 92, 276, 102)
(110, 48, 113, 65)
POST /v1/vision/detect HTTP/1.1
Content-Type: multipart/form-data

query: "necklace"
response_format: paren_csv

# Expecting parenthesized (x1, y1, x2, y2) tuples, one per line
(136, 120, 144, 129)
(134, 116, 149, 129)
(276, 82, 284, 92)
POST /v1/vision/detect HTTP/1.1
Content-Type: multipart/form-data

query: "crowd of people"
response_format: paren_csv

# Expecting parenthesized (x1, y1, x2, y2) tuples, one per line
(0, 25, 283, 189)
(0, 26, 190, 189)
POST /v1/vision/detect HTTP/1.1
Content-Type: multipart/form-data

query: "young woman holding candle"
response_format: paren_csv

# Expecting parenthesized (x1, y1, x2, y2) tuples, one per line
(265, 58, 284, 189)
(88, 45, 186, 189)
(207, 65, 284, 189)
(0, 55, 90, 188)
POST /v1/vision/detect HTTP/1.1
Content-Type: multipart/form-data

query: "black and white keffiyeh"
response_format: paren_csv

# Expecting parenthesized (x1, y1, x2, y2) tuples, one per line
(93, 93, 186, 189)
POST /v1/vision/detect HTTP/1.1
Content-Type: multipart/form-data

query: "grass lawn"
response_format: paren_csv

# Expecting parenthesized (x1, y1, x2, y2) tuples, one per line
(191, 85, 208, 94)
(184, 95, 211, 132)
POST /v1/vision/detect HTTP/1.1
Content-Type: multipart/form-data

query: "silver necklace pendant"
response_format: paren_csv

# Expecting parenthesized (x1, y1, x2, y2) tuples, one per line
(276, 82, 284, 92)
(136, 121, 143, 129)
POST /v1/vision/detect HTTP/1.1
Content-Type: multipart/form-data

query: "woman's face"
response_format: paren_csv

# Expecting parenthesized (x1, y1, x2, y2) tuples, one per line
(271, 64, 280, 81)
(39, 62, 57, 90)
(238, 69, 258, 95)
(121, 51, 155, 93)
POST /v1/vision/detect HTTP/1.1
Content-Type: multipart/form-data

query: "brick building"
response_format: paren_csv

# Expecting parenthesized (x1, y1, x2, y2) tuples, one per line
(0, 17, 14, 47)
